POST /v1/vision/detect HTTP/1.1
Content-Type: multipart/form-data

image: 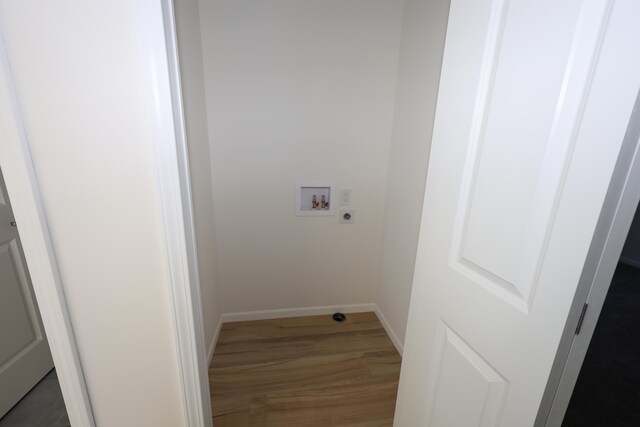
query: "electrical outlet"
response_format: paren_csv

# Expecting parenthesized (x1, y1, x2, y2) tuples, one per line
(339, 209, 355, 224)
(340, 189, 352, 206)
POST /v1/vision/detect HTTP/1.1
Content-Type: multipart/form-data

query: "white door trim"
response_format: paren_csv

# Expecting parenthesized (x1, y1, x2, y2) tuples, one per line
(133, 1, 212, 426)
(0, 34, 96, 427)
(536, 91, 640, 426)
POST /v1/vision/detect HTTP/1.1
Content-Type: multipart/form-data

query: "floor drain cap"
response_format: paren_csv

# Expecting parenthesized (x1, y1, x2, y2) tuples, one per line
(332, 312, 346, 322)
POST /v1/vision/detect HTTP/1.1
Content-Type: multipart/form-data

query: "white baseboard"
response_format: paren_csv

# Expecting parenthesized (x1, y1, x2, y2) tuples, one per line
(207, 302, 403, 361)
(207, 304, 374, 365)
(220, 303, 376, 323)
(373, 304, 404, 356)
(207, 316, 223, 366)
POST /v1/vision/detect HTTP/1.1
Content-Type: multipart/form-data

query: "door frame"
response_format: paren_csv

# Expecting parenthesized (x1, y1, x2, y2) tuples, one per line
(151, 0, 640, 425)
(133, 0, 212, 426)
(153, 0, 640, 423)
(0, 29, 96, 427)
(535, 91, 640, 426)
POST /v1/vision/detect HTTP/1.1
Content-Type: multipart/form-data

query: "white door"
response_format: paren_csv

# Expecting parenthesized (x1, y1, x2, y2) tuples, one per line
(395, 1, 640, 426)
(0, 168, 53, 417)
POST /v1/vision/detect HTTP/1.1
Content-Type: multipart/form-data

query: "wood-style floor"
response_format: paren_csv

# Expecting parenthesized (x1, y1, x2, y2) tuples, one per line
(209, 312, 402, 426)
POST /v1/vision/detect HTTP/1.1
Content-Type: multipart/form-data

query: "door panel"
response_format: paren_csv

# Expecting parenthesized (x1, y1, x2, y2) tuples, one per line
(427, 321, 508, 427)
(396, 0, 640, 425)
(460, 0, 583, 299)
(450, 0, 611, 312)
(0, 169, 52, 417)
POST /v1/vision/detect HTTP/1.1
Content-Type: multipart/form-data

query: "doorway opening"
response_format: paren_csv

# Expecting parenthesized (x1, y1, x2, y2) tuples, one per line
(0, 168, 70, 426)
(562, 204, 640, 426)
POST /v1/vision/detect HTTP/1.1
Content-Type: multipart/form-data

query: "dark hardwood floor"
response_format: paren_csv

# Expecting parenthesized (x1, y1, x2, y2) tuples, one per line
(0, 369, 69, 427)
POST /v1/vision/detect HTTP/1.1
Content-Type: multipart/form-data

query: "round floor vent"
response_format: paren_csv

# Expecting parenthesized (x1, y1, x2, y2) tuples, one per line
(332, 312, 346, 322)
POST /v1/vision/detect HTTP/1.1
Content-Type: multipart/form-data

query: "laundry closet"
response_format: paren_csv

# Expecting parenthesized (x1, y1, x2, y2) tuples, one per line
(173, 0, 448, 423)
(172, 0, 640, 425)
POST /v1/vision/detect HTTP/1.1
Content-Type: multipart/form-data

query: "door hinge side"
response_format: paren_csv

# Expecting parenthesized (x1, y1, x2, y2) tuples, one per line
(575, 303, 588, 335)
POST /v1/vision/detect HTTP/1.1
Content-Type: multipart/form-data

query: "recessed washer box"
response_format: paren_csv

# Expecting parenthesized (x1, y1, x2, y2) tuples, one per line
(296, 182, 335, 216)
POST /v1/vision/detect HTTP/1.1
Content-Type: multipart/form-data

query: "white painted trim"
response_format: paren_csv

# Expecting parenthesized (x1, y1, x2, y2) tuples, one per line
(133, 1, 211, 426)
(220, 303, 375, 323)
(161, 3, 213, 423)
(0, 33, 95, 427)
(373, 305, 404, 356)
(161, 3, 214, 423)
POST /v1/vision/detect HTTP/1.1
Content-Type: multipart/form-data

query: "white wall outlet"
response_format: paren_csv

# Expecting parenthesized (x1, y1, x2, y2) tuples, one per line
(339, 209, 355, 224)
(340, 189, 352, 206)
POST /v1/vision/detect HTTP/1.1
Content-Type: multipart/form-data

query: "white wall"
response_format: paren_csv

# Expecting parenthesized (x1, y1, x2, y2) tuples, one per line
(375, 0, 450, 346)
(0, 1, 186, 425)
(174, 0, 222, 357)
(198, 0, 404, 313)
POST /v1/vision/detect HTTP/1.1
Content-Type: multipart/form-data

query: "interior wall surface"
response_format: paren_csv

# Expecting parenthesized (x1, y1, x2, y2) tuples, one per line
(198, 0, 405, 313)
(375, 0, 450, 345)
